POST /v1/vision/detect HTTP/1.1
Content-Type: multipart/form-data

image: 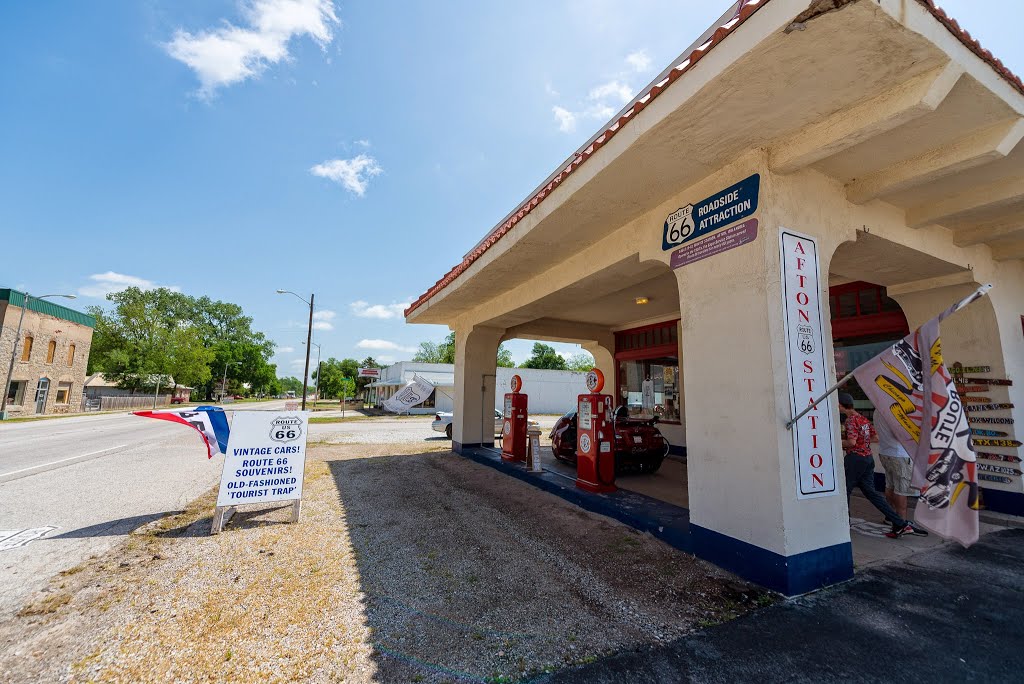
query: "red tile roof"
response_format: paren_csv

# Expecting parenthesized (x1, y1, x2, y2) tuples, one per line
(405, 0, 1024, 318)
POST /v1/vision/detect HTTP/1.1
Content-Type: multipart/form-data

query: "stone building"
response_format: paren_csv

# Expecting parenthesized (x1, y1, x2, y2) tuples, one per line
(0, 289, 95, 417)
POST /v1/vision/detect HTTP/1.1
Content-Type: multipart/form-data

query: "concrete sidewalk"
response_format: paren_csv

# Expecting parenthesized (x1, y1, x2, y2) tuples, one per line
(550, 528, 1024, 683)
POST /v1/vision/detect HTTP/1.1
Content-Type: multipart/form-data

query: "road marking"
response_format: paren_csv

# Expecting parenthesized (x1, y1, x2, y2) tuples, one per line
(0, 445, 128, 479)
(0, 527, 58, 551)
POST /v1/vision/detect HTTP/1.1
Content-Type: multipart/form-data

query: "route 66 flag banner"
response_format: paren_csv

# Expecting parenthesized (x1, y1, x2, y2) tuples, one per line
(852, 285, 992, 546)
(134, 406, 231, 458)
(382, 374, 435, 414)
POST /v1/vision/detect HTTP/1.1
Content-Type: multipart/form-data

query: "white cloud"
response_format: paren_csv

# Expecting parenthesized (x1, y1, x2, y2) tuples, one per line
(625, 50, 651, 72)
(589, 80, 633, 104)
(552, 106, 576, 133)
(277, 346, 295, 354)
(544, 81, 560, 97)
(78, 271, 181, 299)
(350, 300, 410, 320)
(356, 339, 417, 353)
(355, 139, 371, 148)
(289, 358, 307, 367)
(165, 0, 339, 97)
(311, 309, 336, 331)
(310, 154, 383, 196)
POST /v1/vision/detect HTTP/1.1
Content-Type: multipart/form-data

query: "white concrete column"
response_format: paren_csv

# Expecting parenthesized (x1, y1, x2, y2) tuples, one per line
(675, 227, 853, 595)
(453, 326, 505, 451)
(582, 334, 615, 386)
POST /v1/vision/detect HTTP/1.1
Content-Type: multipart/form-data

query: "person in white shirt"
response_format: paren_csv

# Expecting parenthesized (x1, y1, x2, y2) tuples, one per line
(876, 417, 928, 535)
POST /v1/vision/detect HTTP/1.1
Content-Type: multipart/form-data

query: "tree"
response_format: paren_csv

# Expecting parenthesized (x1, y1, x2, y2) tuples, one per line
(88, 287, 275, 401)
(519, 343, 567, 370)
(414, 332, 513, 367)
(278, 376, 304, 394)
(312, 358, 359, 400)
(564, 352, 596, 372)
(496, 344, 515, 368)
(88, 288, 214, 393)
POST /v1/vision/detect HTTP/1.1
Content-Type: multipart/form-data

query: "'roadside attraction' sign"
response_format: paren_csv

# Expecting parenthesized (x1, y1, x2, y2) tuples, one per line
(212, 410, 310, 533)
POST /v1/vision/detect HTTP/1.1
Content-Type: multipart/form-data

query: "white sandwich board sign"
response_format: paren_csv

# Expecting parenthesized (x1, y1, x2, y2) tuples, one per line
(212, 410, 310, 533)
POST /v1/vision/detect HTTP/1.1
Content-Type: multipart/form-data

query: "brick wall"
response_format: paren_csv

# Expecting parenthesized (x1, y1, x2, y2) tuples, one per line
(0, 304, 94, 416)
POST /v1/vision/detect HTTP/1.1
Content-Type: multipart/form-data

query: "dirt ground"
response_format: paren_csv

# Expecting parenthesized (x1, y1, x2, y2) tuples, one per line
(0, 443, 770, 683)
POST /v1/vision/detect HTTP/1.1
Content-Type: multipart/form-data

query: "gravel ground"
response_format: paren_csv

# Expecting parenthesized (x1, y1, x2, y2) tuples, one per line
(0, 443, 769, 684)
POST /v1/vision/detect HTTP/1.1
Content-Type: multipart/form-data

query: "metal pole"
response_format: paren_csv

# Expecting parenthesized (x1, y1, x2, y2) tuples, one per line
(301, 293, 313, 411)
(153, 375, 161, 409)
(784, 372, 855, 430)
(221, 363, 229, 402)
(314, 346, 321, 407)
(1, 294, 29, 417)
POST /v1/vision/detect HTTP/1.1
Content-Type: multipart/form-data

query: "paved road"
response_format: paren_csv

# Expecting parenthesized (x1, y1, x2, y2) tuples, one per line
(0, 405, 557, 618)
(0, 410, 231, 618)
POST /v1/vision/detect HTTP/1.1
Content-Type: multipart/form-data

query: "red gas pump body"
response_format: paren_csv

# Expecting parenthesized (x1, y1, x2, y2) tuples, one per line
(501, 375, 528, 462)
(576, 391, 616, 493)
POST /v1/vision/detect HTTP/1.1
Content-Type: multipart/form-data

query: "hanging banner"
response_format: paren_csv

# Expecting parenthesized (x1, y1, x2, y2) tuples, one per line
(852, 284, 992, 547)
(382, 374, 435, 413)
(780, 229, 838, 499)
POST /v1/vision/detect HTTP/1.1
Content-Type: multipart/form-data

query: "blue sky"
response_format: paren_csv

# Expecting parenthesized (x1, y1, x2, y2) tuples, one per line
(1, 0, 1021, 376)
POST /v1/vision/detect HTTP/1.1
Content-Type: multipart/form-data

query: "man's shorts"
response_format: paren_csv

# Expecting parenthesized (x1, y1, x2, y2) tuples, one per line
(879, 454, 916, 497)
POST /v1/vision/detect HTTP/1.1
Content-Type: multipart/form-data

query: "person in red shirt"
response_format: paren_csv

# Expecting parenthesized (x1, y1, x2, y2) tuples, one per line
(839, 392, 913, 539)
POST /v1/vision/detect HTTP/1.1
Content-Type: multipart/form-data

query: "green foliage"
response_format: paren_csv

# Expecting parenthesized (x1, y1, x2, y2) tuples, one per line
(519, 342, 567, 370)
(564, 352, 595, 372)
(88, 287, 276, 398)
(413, 332, 514, 367)
(496, 344, 515, 368)
(412, 332, 455, 364)
(278, 376, 304, 393)
(312, 358, 358, 399)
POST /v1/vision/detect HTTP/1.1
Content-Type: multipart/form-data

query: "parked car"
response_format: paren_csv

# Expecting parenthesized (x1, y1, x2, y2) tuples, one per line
(170, 396, 186, 404)
(549, 406, 669, 474)
(432, 409, 539, 440)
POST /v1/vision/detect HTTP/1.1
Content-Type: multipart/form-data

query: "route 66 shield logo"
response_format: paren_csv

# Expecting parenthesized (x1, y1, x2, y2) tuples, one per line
(270, 415, 303, 443)
(797, 324, 814, 355)
(663, 205, 696, 249)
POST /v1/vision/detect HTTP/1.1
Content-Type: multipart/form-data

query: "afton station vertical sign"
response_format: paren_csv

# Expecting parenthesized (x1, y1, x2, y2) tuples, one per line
(780, 229, 838, 499)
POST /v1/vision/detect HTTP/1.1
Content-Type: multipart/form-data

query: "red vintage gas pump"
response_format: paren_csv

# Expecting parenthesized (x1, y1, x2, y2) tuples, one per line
(576, 369, 616, 493)
(501, 374, 528, 462)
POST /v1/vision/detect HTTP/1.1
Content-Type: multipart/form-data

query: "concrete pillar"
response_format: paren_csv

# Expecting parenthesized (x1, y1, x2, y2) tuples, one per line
(675, 228, 853, 595)
(452, 326, 505, 452)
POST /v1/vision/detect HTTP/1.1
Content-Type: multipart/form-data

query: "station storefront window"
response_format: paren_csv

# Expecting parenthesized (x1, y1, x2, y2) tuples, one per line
(615, 320, 680, 424)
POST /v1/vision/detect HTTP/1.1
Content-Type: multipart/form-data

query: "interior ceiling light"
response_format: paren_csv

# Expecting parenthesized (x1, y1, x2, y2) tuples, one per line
(635, 296, 649, 305)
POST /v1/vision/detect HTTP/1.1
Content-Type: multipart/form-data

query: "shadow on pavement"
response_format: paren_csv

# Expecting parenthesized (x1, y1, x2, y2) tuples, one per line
(325, 449, 767, 684)
(547, 528, 1024, 683)
(50, 512, 183, 539)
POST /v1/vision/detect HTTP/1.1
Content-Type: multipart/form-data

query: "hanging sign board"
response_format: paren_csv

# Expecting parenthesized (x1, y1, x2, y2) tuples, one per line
(358, 367, 381, 378)
(662, 174, 760, 251)
(212, 410, 310, 533)
(780, 229, 838, 499)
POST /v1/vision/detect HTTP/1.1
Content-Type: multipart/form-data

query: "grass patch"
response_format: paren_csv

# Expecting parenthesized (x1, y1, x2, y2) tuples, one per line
(18, 591, 72, 616)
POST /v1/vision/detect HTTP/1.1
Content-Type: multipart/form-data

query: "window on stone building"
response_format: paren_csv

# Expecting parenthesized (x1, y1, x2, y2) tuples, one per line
(55, 382, 72, 404)
(6, 381, 26, 405)
(46, 340, 57, 364)
(67, 344, 76, 367)
(20, 336, 33, 362)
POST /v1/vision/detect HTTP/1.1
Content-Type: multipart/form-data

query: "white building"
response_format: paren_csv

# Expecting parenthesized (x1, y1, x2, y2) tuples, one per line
(367, 361, 586, 415)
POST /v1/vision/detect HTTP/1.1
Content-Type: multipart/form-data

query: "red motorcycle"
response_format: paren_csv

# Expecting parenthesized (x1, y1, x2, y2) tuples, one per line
(549, 406, 669, 474)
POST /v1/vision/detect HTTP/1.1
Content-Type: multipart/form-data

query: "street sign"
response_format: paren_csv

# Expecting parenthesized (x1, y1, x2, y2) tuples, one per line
(211, 410, 310, 534)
